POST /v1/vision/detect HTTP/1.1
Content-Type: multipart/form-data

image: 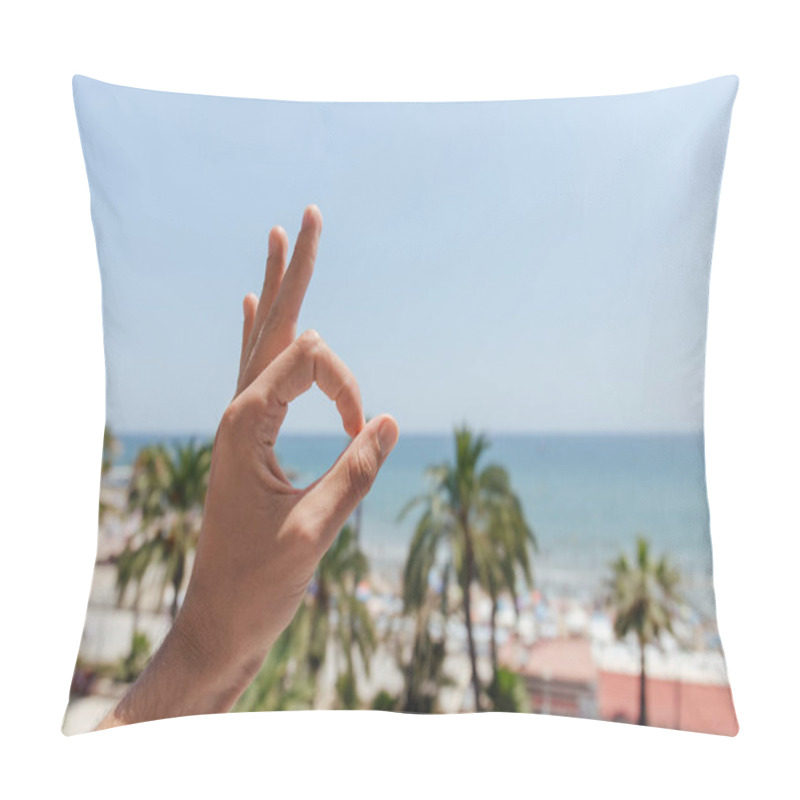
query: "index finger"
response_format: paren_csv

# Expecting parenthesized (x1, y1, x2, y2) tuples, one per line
(244, 329, 365, 445)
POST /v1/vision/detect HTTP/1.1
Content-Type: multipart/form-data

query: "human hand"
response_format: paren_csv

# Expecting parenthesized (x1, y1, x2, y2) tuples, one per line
(185, 204, 399, 682)
(97, 206, 398, 728)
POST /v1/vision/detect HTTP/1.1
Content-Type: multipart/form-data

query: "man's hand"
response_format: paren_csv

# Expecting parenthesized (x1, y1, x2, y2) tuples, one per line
(96, 206, 399, 729)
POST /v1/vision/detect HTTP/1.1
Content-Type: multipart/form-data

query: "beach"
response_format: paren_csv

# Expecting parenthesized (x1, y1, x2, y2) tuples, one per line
(63, 431, 733, 734)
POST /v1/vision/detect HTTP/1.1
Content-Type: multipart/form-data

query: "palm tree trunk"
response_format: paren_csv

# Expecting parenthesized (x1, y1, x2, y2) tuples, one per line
(461, 531, 482, 713)
(490, 596, 499, 686)
(170, 557, 185, 621)
(638, 638, 647, 726)
(133, 582, 142, 635)
(354, 501, 363, 549)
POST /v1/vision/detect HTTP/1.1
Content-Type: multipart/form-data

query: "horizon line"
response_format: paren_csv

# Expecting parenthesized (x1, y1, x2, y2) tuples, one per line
(108, 427, 705, 438)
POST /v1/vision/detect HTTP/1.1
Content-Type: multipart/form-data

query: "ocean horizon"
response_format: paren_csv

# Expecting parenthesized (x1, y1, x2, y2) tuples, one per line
(107, 430, 718, 620)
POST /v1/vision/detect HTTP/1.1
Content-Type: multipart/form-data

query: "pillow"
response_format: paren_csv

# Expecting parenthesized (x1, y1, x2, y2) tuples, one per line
(64, 74, 739, 736)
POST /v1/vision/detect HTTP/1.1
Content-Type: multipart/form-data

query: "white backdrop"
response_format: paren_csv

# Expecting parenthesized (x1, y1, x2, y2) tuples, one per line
(1, 1, 798, 797)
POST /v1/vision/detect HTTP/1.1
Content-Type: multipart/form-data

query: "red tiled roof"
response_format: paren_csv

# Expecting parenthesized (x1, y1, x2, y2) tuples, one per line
(515, 638, 597, 684)
(598, 670, 739, 736)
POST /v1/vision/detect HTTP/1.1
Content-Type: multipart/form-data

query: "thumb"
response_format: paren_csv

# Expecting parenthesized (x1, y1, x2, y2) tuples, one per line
(304, 414, 399, 546)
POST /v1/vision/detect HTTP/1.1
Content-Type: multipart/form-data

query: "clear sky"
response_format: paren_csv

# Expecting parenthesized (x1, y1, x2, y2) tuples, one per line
(73, 75, 737, 435)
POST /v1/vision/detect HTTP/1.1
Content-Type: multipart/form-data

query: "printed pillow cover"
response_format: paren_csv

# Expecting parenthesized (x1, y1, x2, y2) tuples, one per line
(64, 74, 739, 735)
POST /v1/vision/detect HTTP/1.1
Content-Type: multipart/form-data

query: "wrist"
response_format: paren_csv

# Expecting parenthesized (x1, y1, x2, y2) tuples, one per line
(169, 593, 268, 710)
(95, 599, 265, 730)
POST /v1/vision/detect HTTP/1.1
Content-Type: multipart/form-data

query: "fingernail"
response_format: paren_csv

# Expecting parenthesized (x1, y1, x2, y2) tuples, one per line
(377, 418, 399, 459)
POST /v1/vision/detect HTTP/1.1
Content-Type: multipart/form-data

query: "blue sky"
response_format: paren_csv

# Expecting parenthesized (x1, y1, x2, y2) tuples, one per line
(74, 75, 737, 434)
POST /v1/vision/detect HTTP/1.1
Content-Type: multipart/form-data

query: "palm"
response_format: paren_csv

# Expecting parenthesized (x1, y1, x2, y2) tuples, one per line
(398, 566, 451, 713)
(608, 536, 682, 725)
(93, 207, 399, 730)
(235, 524, 375, 711)
(315, 524, 375, 708)
(473, 471, 536, 702)
(99, 425, 119, 521)
(119, 440, 212, 621)
(402, 427, 535, 712)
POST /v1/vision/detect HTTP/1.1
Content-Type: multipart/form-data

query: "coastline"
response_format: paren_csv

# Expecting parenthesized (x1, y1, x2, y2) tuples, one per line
(64, 429, 733, 734)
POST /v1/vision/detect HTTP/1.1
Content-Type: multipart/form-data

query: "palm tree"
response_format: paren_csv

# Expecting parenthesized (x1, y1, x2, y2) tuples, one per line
(119, 439, 212, 620)
(101, 425, 118, 475)
(114, 534, 159, 681)
(401, 426, 535, 712)
(608, 536, 682, 726)
(99, 425, 120, 521)
(115, 534, 158, 633)
(307, 523, 375, 707)
(397, 564, 452, 713)
(473, 465, 537, 701)
(236, 524, 375, 711)
(117, 630, 151, 682)
(233, 615, 317, 712)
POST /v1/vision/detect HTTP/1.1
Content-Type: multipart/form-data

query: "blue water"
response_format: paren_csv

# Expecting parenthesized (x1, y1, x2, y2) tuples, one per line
(111, 432, 718, 616)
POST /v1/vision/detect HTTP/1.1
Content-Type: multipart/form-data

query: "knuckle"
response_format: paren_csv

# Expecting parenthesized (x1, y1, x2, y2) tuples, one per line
(219, 398, 243, 434)
(290, 517, 320, 554)
(347, 446, 378, 498)
(255, 394, 285, 446)
(337, 375, 355, 403)
(298, 329, 322, 354)
(221, 394, 279, 446)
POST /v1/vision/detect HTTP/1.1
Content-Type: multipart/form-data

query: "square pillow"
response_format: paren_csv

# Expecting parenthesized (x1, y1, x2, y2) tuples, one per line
(64, 74, 739, 735)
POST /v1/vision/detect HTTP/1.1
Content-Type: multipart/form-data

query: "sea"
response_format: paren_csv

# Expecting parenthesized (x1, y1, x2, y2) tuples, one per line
(110, 432, 721, 621)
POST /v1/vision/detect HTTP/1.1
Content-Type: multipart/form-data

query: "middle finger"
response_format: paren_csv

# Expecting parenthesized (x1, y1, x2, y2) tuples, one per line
(240, 205, 322, 392)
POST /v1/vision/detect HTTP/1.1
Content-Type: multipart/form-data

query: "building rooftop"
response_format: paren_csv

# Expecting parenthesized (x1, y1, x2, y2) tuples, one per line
(597, 670, 738, 736)
(502, 636, 597, 684)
